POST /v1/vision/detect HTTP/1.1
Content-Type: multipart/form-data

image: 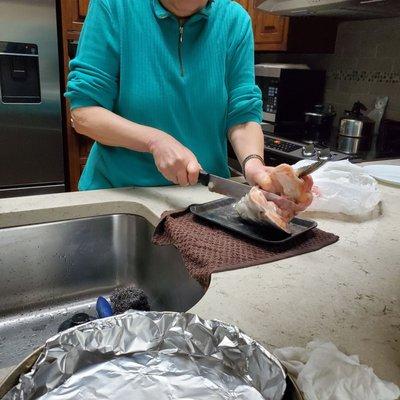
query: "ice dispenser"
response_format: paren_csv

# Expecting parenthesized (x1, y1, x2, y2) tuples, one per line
(0, 41, 41, 104)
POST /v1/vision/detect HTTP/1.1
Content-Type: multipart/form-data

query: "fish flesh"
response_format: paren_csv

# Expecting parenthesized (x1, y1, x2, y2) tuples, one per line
(235, 186, 294, 233)
(235, 164, 314, 232)
(255, 164, 313, 210)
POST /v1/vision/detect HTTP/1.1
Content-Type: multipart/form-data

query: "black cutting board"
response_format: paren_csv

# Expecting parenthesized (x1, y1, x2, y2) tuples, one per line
(190, 197, 317, 245)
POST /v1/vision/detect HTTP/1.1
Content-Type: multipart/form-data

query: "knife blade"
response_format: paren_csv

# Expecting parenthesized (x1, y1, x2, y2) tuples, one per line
(296, 159, 327, 178)
(198, 171, 251, 199)
(198, 171, 296, 210)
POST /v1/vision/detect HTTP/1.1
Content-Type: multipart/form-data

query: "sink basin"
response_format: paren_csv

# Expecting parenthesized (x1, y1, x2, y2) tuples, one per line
(0, 214, 205, 370)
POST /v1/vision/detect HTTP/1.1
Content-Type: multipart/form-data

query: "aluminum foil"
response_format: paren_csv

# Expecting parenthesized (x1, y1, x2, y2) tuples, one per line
(5, 311, 286, 400)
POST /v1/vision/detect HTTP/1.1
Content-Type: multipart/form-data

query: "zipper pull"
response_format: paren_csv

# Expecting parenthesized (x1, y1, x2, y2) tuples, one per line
(179, 25, 184, 43)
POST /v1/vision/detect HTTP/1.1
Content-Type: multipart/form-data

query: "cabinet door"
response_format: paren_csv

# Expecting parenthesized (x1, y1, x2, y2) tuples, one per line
(62, 0, 90, 32)
(235, 0, 249, 9)
(78, 0, 90, 18)
(250, 1, 289, 51)
(60, 0, 92, 191)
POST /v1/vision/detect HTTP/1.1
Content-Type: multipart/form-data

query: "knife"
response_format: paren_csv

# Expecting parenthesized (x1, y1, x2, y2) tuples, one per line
(296, 159, 327, 178)
(198, 170, 295, 210)
(198, 170, 252, 199)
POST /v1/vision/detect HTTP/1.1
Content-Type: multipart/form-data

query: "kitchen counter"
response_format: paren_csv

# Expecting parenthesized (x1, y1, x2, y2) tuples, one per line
(0, 161, 399, 388)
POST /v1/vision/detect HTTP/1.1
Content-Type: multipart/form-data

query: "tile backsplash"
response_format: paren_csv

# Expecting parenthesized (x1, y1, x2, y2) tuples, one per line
(255, 17, 400, 126)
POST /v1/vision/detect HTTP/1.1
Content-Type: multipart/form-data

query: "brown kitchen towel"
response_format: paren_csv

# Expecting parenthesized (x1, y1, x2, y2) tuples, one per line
(152, 208, 339, 288)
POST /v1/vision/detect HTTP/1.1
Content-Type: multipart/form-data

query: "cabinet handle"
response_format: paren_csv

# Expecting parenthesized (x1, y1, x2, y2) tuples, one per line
(263, 25, 277, 33)
(68, 41, 79, 59)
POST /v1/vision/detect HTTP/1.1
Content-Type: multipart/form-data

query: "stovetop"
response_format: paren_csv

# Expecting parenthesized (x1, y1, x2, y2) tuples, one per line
(227, 126, 399, 172)
(262, 126, 399, 165)
(263, 133, 350, 164)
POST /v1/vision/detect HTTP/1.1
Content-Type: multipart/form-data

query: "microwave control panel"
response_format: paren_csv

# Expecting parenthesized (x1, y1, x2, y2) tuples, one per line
(256, 76, 279, 115)
(265, 85, 278, 114)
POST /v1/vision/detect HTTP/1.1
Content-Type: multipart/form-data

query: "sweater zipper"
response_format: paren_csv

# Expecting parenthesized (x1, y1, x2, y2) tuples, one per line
(178, 21, 185, 76)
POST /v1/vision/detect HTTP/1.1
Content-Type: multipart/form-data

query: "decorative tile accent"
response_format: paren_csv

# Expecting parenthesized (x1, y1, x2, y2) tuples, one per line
(328, 70, 400, 84)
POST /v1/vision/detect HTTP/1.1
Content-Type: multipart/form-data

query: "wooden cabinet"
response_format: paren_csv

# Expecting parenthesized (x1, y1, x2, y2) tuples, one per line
(60, 0, 92, 191)
(235, 0, 289, 51)
(234, 0, 288, 51)
(235, 0, 249, 9)
(245, 0, 338, 52)
(78, 0, 90, 18)
(62, 0, 89, 32)
(252, 11, 289, 51)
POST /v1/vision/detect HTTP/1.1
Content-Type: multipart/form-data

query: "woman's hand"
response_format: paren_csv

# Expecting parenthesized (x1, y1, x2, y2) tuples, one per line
(244, 159, 314, 211)
(244, 159, 275, 190)
(148, 131, 201, 186)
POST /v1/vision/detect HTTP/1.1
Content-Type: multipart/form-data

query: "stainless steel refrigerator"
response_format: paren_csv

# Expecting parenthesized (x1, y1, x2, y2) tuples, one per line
(0, 0, 65, 198)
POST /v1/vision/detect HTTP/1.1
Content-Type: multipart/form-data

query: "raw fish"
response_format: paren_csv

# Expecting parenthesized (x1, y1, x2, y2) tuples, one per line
(255, 164, 313, 210)
(235, 164, 313, 232)
(235, 186, 294, 233)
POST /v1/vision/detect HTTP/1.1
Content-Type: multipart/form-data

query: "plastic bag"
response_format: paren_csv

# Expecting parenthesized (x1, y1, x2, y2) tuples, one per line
(275, 339, 400, 400)
(293, 160, 381, 216)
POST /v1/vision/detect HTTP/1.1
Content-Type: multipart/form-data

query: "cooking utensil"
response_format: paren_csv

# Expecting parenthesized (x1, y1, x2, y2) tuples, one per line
(337, 101, 375, 155)
(304, 104, 336, 145)
(190, 198, 317, 244)
(4, 311, 288, 400)
(0, 336, 305, 400)
(337, 135, 363, 155)
(198, 170, 254, 199)
(198, 170, 296, 210)
(296, 159, 327, 178)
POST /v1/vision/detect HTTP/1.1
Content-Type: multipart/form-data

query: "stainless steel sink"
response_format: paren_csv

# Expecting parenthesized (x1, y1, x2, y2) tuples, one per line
(0, 214, 205, 370)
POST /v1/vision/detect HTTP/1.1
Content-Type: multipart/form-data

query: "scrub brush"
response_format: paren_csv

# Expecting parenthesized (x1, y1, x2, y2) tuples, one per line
(110, 286, 150, 314)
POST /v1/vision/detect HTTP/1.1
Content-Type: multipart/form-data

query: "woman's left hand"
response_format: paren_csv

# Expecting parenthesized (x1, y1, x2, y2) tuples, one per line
(244, 159, 314, 212)
(243, 158, 276, 189)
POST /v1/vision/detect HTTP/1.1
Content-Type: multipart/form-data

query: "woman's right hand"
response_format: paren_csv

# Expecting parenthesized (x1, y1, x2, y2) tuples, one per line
(148, 130, 201, 186)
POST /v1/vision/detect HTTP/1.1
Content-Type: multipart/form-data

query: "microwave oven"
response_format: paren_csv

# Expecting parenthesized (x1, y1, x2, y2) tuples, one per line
(255, 64, 326, 139)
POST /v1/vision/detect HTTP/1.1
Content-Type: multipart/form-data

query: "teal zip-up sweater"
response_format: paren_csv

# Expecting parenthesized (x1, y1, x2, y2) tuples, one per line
(66, 0, 262, 190)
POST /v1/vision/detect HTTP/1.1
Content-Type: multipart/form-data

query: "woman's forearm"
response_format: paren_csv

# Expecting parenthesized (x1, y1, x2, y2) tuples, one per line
(71, 106, 160, 152)
(71, 106, 201, 186)
(229, 122, 265, 171)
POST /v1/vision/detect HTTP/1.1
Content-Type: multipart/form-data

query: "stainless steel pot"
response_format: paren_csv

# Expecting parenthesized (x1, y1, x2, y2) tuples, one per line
(0, 312, 306, 400)
(0, 349, 305, 400)
(337, 102, 375, 155)
(337, 135, 363, 155)
(339, 118, 365, 138)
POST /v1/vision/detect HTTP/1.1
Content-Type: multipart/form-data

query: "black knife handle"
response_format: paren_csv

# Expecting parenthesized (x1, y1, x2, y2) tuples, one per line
(198, 170, 210, 186)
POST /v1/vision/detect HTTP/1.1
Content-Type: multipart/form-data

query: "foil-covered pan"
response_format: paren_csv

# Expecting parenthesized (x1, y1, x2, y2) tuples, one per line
(4, 311, 287, 400)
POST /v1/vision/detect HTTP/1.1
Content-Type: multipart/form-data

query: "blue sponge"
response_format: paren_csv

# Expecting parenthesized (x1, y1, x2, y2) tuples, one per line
(96, 296, 113, 318)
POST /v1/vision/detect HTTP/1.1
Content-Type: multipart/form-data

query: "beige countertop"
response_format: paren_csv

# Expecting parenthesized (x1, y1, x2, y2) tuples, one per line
(0, 160, 399, 389)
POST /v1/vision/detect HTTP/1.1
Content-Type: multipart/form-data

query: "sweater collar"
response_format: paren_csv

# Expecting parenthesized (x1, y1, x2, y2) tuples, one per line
(152, 0, 214, 20)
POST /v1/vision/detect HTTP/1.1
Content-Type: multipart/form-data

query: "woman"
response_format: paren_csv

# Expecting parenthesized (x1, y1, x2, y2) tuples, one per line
(66, 0, 311, 205)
